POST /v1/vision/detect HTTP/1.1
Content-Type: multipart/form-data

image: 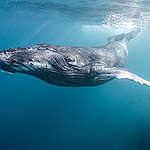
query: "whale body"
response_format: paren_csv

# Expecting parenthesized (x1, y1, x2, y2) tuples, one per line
(0, 29, 150, 87)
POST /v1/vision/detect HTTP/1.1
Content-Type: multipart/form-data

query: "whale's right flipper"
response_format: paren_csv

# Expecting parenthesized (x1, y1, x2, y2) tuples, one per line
(97, 67, 150, 87)
(115, 69, 150, 87)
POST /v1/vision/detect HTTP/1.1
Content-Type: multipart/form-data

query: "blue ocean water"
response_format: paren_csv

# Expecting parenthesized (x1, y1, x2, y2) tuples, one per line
(0, 0, 150, 150)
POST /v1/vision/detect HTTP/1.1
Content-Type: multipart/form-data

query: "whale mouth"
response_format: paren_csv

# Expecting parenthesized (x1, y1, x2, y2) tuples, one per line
(0, 59, 16, 74)
(0, 57, 35, 74)
(0, 48, 33, 73)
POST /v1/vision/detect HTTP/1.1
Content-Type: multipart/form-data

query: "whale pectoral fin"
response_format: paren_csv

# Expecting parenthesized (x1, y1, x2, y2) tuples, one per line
(97, 67, 150, 87)
(113, 68, 150, 87)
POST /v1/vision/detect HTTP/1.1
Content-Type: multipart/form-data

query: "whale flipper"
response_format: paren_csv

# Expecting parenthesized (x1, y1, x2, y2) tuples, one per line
(98, 67, 150, 87)
(115, 69, 150, 87)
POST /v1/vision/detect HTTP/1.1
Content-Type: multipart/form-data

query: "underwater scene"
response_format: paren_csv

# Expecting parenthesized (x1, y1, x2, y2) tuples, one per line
(0, 0, 150, 150)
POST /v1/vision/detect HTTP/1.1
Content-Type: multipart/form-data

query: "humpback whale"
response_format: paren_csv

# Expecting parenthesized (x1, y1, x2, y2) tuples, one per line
(0, 29, 149, 87)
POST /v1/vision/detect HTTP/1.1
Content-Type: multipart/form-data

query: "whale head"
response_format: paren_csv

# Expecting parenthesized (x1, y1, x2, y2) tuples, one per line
(0, 45, 93, 86)
(0, 46, 86, 73)
(0, 47, 36, 74)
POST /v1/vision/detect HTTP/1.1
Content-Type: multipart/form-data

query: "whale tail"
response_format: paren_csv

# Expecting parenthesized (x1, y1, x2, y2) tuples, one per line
(124, 29, 141, 42)
(108, 29, 141, 44)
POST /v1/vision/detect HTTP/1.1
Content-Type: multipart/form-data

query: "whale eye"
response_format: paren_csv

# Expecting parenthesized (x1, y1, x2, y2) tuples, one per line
(65, 56, 75, 65)
(29, 58, 32, 61)
(66, 57, 73, 62)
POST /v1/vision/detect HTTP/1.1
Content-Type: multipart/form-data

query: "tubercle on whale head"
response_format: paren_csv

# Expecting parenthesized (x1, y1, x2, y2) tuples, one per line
(0, 46, 60, 74)
(0, 48, 34, 73)
(0, 52, 16, 73)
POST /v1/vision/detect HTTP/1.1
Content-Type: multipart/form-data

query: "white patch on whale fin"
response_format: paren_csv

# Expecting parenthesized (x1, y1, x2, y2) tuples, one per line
(115, 69, 150, 87)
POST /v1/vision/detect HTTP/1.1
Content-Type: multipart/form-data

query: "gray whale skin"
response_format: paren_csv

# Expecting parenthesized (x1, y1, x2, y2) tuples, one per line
(0, 30, 150, 87)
